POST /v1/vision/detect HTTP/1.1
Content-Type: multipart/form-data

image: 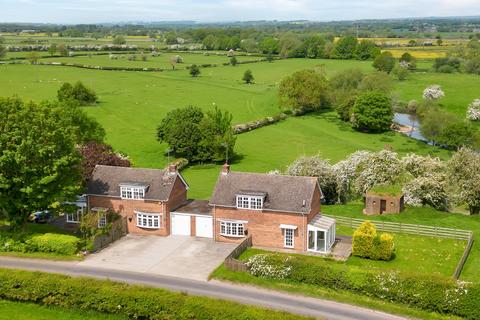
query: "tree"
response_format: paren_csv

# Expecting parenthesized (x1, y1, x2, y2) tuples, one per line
(355, 40, 380, 60)
(79, 141, 130, 183)
(57, 81, 97, 106)
(259, 37, 279, 54)
(0, 97, 82, 228)
(399, 52, 417, 70)
(437, 120, 479, 149)
(57, 44, 68, 56)
(26, 52, 39, 64)
(156, 106, 235, 162)
(351, 91, 393, 132)
(420, 109, 451, 145)
(358, 72, 393, 93)
(422, 85, 445, 100)
(48, 44, 57, 56)
(278, 33, 303, 58)
(61, 101, 105, 144)
(330, 68, 364, 94)
(278, 68, 330, 113)
(303, 35, 326, 58)
(334, 36, 358, 59)
(0, 45, 6, 60)
(392, 65, 409, 80)
(448, 148, 480, 214)
(230, 56, 238, 66)
(372, 51, 395, 73)
(242, 69, 254, 84)
(189, 64, 200, 77)
(286, 155, 338, 204)
(170, 55, 183, 70)
(113, 35, 126, 45)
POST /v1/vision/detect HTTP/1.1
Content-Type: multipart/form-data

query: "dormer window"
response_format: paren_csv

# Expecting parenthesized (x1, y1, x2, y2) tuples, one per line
(236, 195, 263, 210)
(120, 184, 147, 200)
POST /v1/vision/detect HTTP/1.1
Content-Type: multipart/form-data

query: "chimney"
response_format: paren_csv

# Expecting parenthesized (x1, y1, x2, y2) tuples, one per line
(221, 163, 230, 175)
(168, 163, 177, 175)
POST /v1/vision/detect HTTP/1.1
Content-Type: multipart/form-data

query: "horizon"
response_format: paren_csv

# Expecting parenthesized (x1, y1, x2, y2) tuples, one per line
(1, 0, 480, 25)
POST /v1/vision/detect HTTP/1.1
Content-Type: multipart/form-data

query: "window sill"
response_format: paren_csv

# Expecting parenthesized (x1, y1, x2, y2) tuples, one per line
(220, 233, 245, 238)
(137, 225, 161, 230)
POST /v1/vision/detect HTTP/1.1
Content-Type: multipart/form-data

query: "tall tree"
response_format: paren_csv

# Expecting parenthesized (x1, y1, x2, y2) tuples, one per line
(373, 52, 396, 73)
(448, 148, 480, 214)
(0, 97, 82, 228)
(80, 141, 130, 183)
(334, 36, 358, 59)
(351, 91, 393, 132)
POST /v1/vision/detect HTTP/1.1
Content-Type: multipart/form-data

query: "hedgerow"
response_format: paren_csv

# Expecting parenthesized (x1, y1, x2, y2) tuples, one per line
(0, 231, 80, 256)
(247, 253, 480, 319)
(0, 269, 307, 320)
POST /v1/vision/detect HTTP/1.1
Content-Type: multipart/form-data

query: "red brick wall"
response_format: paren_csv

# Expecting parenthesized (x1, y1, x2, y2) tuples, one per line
(167, 177, 188, 211)
(88, 195, 168, 236)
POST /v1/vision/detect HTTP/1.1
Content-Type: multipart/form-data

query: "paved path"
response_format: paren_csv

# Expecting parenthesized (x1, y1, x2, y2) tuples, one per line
(0, 257, 406, 320)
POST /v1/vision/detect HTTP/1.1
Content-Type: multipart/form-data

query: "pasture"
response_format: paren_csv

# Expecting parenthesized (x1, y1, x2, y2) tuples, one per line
(0, 55, 477, 198)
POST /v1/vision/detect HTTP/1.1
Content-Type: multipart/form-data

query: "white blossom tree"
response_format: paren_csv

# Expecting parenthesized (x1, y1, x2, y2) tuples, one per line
(466, 99, 480, 121)
(448, 147, 480, 215)
(422, 85, 445, 100)
(333, 151, 371, 203)
(401, 153, 445, 178)
(286, 155, 338, 204)
(403, 174, 449, 210)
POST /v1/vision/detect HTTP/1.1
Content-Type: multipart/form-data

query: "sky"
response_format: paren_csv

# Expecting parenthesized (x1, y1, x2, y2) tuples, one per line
(0, 0, 480, 24)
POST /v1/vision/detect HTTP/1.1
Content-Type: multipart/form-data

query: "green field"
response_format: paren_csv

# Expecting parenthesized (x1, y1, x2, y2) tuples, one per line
(0, 300, 126, 320)
(1, 57, 478, 197)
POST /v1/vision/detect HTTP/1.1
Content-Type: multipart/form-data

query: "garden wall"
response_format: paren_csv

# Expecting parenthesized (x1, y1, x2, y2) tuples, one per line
(92, 217, 127, 252)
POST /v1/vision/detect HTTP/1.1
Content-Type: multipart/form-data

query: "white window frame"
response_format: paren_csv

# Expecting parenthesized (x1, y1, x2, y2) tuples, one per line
(236, 195, 263, 210)
(220, 221, 245, 237)
(136, 212, 161, 229)
(284, 228, 294, 248)
(120, 186, 146, 200)
(66, 207, 85, 224)
(98, 212, 107, 228)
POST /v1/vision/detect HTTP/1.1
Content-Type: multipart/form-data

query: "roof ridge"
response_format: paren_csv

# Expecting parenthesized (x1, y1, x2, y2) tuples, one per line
(227, 171, 318, 180)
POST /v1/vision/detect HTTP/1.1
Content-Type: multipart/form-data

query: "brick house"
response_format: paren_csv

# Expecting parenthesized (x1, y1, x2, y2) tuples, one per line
(209, 164, 336, 254)
(83, 164, 336, 254)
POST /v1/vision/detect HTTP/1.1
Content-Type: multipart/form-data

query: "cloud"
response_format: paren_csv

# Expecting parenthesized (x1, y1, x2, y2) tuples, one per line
(0, 0, 479, 23)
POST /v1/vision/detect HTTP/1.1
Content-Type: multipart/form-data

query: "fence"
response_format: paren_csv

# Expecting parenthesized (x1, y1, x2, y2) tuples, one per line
(453, 234, 475, 279)
(224, 236, 252, 272)
(92, 217, 127, 252)
(325, 214, 473, 240)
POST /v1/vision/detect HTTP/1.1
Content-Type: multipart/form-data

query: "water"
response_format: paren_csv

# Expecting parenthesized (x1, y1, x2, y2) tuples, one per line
(393, 113, 429, 142)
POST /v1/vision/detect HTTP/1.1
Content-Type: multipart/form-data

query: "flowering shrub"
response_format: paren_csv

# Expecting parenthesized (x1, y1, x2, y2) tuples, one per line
(333, 151, 371, 202)
(422, 85, 445, 100)
(401, 153, 445, 178)
(246, 254, 292, 279)
(466, 99, 480, 121)
(355, 150, 403, 194)
(403, 174, 449, 210)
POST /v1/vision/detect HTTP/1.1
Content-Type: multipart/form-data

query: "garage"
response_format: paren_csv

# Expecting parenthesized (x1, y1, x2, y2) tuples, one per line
(195, 216, 213, 238)
(171, 213, 191, 236)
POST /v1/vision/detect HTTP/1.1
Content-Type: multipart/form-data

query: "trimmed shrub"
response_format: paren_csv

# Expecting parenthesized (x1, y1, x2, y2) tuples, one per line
(352, 221, 394, 261)
(0, 269, 303, 320)
(25, 233, 80, 255)
(246, 254, 292, 279)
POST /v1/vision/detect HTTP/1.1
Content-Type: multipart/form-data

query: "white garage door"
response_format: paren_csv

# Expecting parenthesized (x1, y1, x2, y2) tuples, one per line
(171, 214, 191, 236)
(195, 216, 213, 238)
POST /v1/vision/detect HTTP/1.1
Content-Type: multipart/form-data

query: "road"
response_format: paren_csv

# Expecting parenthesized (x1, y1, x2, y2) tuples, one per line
(0, 257, 406, 320)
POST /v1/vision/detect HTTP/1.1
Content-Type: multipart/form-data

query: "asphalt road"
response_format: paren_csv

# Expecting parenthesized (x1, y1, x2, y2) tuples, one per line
(0, 257, 406, 320)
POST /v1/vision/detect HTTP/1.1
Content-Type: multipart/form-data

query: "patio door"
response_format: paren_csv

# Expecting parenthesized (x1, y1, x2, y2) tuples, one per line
(308, 231, 315, 250)
(308, 229, 327, 253)
(317, 231, 326, 252)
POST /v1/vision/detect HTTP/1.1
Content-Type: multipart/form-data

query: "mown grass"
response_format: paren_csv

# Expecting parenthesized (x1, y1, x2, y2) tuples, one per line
(323, 204, 480, 282)
(0, 300, 127, 320)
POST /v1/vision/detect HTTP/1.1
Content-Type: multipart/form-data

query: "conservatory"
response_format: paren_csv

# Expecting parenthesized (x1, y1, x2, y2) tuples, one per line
(307, 215, 336, 253)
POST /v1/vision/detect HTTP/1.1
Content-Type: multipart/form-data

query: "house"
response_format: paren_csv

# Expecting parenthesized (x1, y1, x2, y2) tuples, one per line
(209, 164, 336, 254)
(86, 164, 190, 236)
(82, 163, 336, 254)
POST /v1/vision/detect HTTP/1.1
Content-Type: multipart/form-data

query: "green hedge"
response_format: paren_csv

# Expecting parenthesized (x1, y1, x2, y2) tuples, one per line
(0, 269, 307, 320)
(247, 253, 480, 319)
(0, 231, 80, 256)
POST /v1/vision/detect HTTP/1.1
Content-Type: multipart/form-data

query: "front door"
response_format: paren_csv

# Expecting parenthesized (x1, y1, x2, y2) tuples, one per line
(380, 200, 387, 214)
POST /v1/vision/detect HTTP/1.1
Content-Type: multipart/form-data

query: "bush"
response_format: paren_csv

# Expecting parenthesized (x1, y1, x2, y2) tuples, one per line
(351, 91, 393, 132)
(25, 233, 80, 255)
(0, 269, 302, 320)
(246, 252, 480, 319)
(437, 65, 455, 73)
(246, 254, 292, 279)
(58, 81, 97, 105)
(352, 221, 394, 261)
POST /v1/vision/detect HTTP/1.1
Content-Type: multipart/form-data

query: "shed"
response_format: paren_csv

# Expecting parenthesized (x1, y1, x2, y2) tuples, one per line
(364, 189, 404, 215)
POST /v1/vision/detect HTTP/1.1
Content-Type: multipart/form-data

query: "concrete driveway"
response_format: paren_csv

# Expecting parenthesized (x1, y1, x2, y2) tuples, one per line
(78, 235, 237, 281)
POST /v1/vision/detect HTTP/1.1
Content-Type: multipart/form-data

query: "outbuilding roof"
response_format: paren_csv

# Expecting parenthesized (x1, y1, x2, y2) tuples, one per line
(86, 165, 188, 201)
(308, 214, 336, 231)
(209, 171, 321, 214)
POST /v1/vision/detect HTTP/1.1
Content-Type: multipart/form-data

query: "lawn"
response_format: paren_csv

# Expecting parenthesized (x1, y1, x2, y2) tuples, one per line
(0, 58, 473, 199)
(323, 204, 480, 282)
(336, 225, 464, 277)
(0, 300, 127, 320)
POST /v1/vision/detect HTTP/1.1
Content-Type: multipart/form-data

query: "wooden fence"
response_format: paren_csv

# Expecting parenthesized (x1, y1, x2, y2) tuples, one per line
(224, 236, 252, 272)
(325, 214, 473, 240)
(453, 233, 475, 279)
(92, 218, 127, 252)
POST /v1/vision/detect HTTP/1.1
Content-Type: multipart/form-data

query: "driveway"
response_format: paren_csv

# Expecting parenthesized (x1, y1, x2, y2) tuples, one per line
(78, 234, 237, 281)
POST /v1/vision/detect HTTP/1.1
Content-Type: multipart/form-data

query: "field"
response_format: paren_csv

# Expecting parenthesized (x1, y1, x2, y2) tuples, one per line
(0, 300, 126, 320)
(0, 57, 468, 197)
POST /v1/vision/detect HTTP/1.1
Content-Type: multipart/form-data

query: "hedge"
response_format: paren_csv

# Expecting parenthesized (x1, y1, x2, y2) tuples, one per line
(0, 269, 308, 320)
(246, 253, 480, 319)
(0, 231, 80, 256)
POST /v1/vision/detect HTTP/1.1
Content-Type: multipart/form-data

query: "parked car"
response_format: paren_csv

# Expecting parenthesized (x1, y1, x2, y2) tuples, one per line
(30, 210, 51, 224)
